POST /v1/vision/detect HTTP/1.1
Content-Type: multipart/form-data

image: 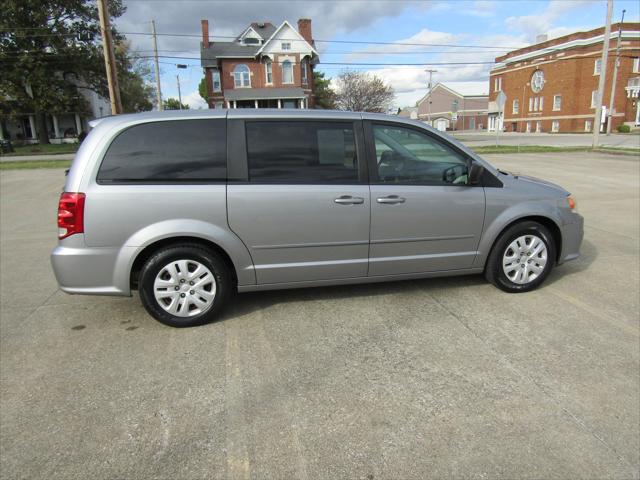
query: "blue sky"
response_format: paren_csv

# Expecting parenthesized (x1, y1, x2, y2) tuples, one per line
(116, 0, 640, 109)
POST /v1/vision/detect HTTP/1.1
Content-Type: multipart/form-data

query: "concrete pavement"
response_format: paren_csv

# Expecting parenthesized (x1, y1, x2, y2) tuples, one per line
(1, 152, 638, 479)
(453, 131, 640, 149)
(0, 153, 75, 162)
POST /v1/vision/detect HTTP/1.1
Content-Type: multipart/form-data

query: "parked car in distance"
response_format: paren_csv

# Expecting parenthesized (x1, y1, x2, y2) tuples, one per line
(51, 110, 583, 327)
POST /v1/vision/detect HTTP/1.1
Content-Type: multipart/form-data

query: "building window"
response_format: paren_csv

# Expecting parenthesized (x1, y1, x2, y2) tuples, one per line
(233, 64, 251, 88)
(591, 90, 598, 108)
(533, 97, 539, 111)
(512, 99, 519, 114)
(539, 96, 543, 111)
(282, 60, 293, 84)
(633, 57, 640, 73)
(529, 98, 533, 111)
(536, 121, 542, 133)
(553, 95, 561, 111)
(494, 76, 502, 92)
(301, 58, 308, 85)
(264, 59, 272, 84)
(526, 122, 531, 133)
(594, 58, 602, 75)
(212, 70, 221, 92)
(585, 120, 592, 132)
(551, 120, 560, 132)
(281, 42, 291, 51)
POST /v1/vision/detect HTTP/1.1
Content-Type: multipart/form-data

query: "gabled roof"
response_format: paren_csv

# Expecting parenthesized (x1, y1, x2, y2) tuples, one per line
(256, 20, 318, 56)
(201, 20, 315, 67)
(416, 81, 489, 105)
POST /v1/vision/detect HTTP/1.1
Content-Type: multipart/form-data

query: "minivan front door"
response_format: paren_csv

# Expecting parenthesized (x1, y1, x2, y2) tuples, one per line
(227, 119, 370, 285)
(365, 122, 485, 276)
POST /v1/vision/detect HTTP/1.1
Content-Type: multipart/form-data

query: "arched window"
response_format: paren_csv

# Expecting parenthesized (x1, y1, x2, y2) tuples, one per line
(282, 60, 293, 84)
(233, 64, 250, 88)
(264, 59, 273, 84)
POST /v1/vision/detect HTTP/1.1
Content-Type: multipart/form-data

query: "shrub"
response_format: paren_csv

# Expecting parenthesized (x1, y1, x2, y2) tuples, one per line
(617, 124, 631, 133)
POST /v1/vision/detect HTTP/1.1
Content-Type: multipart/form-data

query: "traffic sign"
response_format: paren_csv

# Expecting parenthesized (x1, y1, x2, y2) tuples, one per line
(496, 91, 507, 112)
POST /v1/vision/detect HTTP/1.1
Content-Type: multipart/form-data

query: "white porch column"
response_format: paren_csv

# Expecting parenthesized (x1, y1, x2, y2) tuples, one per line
(52, 114, 60, 139)
(28, 115, 37, 139)
(74, 113, 82, 135)
(277, 99, 282, 109)
(254, 100, 259, 109)
(233, 101, 237, 109)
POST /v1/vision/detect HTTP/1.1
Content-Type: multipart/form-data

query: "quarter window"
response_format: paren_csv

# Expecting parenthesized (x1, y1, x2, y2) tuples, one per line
(372, 124, 468, 185)
(233, 64, 251, 88)
(246, 122, 358, 183)
(97, 120, 226, 183)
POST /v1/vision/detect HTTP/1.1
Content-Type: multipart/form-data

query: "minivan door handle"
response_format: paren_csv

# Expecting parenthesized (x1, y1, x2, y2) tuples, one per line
(334, 195, 364, 205)
(376, 195, 406, 204)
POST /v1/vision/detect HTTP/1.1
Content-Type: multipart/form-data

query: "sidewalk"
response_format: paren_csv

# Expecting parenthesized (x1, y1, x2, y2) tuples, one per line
(0, 153, 75, 162)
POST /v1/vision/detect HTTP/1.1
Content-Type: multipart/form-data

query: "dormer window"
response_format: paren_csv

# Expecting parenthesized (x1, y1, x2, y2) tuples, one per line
(243, 37, 260, 45)
(281, 42, 291, 51)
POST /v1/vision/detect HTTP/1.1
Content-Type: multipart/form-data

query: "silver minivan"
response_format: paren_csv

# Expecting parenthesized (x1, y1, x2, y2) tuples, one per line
(51, 110, 583, 327)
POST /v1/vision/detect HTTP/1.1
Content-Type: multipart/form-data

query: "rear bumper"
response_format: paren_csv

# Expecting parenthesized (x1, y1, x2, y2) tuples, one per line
(558, 212, 584, 264)
(50, 240, 133, 296)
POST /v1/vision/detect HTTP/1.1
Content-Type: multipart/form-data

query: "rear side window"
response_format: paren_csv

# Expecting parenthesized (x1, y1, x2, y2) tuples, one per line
(97, 119, 226, 183)
(245, 121, 358, 183)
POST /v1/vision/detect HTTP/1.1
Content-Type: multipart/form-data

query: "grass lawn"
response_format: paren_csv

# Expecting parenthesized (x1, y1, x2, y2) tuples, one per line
(471, 145, 640, 155)
(2, 143, 79, 156)
(0, 160, 71, 170)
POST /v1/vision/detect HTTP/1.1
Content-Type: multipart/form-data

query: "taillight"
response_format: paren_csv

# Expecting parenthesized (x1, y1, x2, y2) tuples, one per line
(57, 192, 85, 239)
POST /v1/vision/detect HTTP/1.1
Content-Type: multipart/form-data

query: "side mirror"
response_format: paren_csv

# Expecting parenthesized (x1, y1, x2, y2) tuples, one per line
(468, 163, 484, 186)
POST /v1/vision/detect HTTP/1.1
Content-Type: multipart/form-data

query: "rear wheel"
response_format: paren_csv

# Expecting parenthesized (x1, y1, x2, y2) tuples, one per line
(485, 221, 556, 293)
(139, 244, 232, 327)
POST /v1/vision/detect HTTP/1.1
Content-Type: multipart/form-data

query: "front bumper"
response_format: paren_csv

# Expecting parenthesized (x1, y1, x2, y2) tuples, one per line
(558, 212, 584, 264)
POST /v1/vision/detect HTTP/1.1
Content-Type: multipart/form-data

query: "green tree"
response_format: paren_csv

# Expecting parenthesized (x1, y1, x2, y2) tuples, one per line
(198, 77, 208, 104)
(163, 98, 189, 110)
(115, 40, 155, 113)
(313, 71, 336, 109)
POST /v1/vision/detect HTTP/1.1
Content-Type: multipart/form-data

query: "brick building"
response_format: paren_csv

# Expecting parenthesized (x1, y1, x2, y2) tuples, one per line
(412, 82, 489, 131)
(489, 23, 640, 133)
(200, 19, 318, 109)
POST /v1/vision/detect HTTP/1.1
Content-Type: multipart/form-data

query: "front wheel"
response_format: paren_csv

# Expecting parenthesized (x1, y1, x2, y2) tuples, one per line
(485, 221, 556, 293)
(138, 244, 233, 327)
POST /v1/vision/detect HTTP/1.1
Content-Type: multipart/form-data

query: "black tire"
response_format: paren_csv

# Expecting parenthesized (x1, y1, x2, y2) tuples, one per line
(485, 221, 556, 293)
(138, 243, 233, 327)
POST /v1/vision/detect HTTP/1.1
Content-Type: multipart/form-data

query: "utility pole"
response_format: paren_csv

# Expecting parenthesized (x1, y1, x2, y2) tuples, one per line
(425, 69, 437, 126)
(606, 9, 625, 135)
(176, 75, 183, 110)
(97, 0, 122, 115)
(592, 0, 613, 148)
(152, 20, 163, 111)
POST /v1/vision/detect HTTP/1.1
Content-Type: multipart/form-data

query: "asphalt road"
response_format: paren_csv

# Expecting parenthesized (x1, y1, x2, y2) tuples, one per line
(1, 152, 639, 479)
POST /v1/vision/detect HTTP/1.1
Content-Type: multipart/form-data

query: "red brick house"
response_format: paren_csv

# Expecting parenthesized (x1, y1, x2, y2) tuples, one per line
(489, 23, 640, 133)
(200, 19, 318, 109)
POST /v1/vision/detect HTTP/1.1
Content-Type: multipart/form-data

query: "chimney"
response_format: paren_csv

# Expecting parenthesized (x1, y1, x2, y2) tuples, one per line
(535, 33, 548, 44)
(201, 19, 210, 48)
(297, 18, 313, 45)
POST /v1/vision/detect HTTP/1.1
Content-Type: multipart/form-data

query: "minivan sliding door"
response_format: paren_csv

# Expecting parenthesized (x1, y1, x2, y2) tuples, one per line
(227, 119, 370, 285)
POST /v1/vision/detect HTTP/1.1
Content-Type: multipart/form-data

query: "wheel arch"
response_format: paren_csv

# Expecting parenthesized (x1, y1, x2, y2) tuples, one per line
(129, 236, 238, 290)
(483, 215, 562, 270)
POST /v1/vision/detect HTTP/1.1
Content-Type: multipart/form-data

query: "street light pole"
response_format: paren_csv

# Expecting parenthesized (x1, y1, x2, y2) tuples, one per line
(606, 9, 625, 135)
(425, 69, 437, 126)
(176, 75, 182, 110)
(152, 20, 163, 111)
(592, 0, 613, 148)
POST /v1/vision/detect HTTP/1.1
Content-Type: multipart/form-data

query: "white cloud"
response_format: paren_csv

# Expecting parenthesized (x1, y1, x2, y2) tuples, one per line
(505, 0, 593, 41)
(182, 90, 208, 110)
(346, 28, 460, 61)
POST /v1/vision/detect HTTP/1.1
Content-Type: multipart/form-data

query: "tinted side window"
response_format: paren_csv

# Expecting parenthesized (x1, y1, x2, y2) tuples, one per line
(97, 119, 226, 183)
(246, 121, 358, 183)
(372, 124, 468, 185)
